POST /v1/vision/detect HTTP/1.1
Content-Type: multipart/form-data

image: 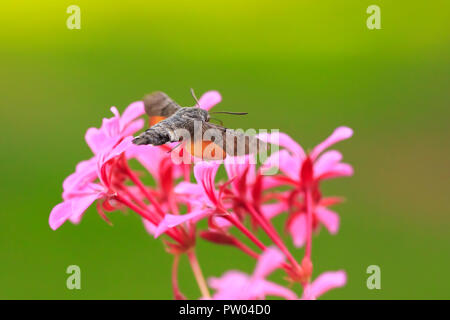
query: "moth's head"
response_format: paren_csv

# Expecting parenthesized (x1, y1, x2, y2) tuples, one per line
(178, 107, 209, 122)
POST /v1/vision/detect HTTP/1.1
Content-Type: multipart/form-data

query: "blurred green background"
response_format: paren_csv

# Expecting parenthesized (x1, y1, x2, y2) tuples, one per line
(0, 0, 449, 299)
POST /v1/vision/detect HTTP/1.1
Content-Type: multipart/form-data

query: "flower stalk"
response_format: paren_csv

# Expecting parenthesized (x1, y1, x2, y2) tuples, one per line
(49, 91, 353, 300)
(187, 249, 210, 299)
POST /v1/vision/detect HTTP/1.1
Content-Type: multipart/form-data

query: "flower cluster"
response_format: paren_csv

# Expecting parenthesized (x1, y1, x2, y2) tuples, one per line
(50, 90, 353, 300)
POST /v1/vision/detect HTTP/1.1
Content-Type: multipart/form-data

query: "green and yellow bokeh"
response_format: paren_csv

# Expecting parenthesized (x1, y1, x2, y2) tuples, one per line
(0, 1, 449, 299)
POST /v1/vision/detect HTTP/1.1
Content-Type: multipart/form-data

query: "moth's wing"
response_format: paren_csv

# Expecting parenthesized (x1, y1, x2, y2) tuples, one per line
(143, 91, 181, 125)
(181, 121, 223, 160)
(201, 122, 268, 158)
(222, 129, 268, 157)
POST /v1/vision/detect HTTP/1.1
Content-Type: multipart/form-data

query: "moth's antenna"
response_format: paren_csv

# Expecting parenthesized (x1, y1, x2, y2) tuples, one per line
(210, 111, 248, 115)
(190, 88, 201, 108)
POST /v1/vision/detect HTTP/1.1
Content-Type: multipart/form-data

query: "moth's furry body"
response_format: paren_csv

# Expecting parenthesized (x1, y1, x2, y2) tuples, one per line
(132, 91, 267, 157)
(133, 107, 210, 146)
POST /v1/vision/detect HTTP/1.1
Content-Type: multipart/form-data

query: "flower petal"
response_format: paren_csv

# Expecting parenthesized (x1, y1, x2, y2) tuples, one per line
(198, 91, 222, 111)
(261, 175, 288, 189)
(211, 216, 233, 229)
(49, 192, 101, 230)
(258, 132, 306, 160)
(154, 209, 210, 238)
(49, 202, 73, 230)
(174, 181, 204, 196)
(194, 160, 220, 183)
(303, 271, 347, 299)
(224, 155, 255, 180)
(126, 144, 166, 178)
(96, 137, 132, 188)
(85, 103, 144, 155)
(253, 247, 285, 279)
(85, 127, 109, 155)
(261, 149, 300, 180)
(120, 101, 145, 127)
(69, 192, 103, 223)
(279, 150, 300, 180)
(102, 108, 121, 137)
(209, 271, 250, 300)
(121, 119, 144, 137)
(313, 150, 342, 178)
(310, 126, 353, 160)
(256, 279, 298, 300)
(261, 202, 288, 220)
(315, 206, 339, 234)
(101, 136, 133, 165)
(289, 214, 307, 248)
(318, 163, 354, 180)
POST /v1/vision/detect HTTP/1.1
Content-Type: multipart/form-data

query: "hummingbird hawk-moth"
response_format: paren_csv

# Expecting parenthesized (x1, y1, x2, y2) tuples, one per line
(132, 91, 268, 160)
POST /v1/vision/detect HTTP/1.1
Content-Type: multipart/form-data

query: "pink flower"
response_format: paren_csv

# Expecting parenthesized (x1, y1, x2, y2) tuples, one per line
(222, 155, 288, 226)
(259, 127, 353, 184)
(223, 155, 257, 201)
(85, 101, 145, 155)
(286, 197, 342, 248)
(49, 137, 133, 230)
(154, 161, 227, 238)
(62, 101, 145, 199)
(208, 247, 297, 300)
(258, 127, 353, 247)
(127, 91, 221, 237)
(148, 90, 221, 127)
(126, 144, 186, 192)
(301, 271, 347, 300)
(126, 144, 192, 235)
(50, 91, 352, 300)
(62, 157, 98, 201)
(197, 91, 222, 111)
